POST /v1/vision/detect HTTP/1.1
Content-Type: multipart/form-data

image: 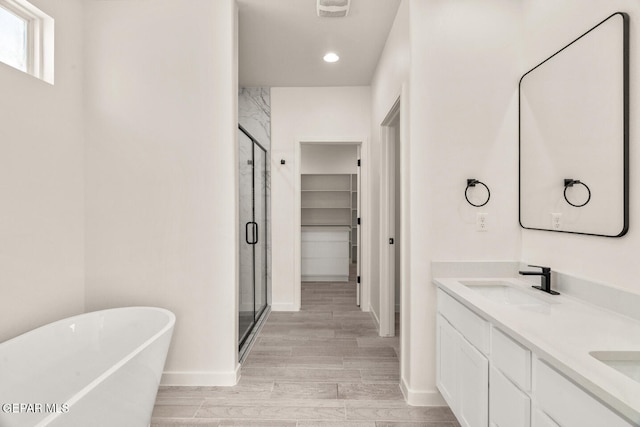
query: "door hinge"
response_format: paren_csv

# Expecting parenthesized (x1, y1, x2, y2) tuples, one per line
(357, 218, 361, 225)
(389, 238, 394, 244)
(357, 276, 361, 284)
(357, 159, 361, 167)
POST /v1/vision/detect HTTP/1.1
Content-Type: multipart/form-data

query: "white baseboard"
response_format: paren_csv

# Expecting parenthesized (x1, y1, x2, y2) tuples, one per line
(270, 303, 300, 312)
(161, 364, 240, 386)
(400, 378, 447, 406)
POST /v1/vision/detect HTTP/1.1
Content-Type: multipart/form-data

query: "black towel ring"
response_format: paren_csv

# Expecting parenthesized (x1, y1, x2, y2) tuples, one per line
(465, 179, 490, 207)
(564, 179, 591, 207)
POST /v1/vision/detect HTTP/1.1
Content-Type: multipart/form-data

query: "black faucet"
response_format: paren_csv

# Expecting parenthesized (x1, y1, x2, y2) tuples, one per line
(518, 265, 559, 295)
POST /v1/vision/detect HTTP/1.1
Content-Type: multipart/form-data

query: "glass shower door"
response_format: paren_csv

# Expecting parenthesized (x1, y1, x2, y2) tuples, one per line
(238, 125, 268, 349)
(254, 147, 267, 320)
(238, 129, 255, 345)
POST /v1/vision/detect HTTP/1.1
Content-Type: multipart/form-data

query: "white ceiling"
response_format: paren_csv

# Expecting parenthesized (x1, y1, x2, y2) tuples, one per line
(238, 0, 401, 87)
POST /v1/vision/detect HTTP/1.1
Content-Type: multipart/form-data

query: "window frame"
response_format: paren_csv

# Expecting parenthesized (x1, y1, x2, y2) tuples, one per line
(0, 0, 53, 83)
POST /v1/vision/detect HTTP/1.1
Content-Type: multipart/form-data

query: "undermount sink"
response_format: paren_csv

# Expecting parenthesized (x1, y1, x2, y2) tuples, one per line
(590, 351, 640, 384)
(460, 281, 549, 307)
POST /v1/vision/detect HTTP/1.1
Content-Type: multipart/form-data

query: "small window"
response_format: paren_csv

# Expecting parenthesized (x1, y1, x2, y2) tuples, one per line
(0, 0, 53, 83)
(0, 5, 27, 72)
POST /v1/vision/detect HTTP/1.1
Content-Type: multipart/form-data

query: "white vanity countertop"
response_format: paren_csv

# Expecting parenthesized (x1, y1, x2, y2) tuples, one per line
(434, 277, 640, 424)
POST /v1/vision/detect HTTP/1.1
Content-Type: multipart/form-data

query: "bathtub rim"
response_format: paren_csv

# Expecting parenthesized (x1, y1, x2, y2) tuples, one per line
(0, 306, 175, 427)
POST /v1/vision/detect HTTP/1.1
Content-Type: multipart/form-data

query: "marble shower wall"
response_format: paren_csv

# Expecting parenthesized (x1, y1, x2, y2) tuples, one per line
(239, 87, 271, 306)
(239, 88, 271, 150)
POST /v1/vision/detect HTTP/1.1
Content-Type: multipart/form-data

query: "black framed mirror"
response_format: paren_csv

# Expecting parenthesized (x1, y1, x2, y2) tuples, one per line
(519, 12, 629, 237)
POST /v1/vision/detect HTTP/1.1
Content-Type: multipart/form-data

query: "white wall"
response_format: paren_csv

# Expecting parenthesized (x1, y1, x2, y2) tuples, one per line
(301, 145, 358, 175)
(371, 0, 639, 407)
(521, 0, 640, 293)
(271, 86, 371, 310)
(402, 0, 522, 404)
(371, 0, 419, 404)
(83, 0, 240, 385)
(0, 0, 85, 342)
(370, 0, 411, 329)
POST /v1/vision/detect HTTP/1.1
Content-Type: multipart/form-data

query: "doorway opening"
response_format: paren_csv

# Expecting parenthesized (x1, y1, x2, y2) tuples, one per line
(299, 142, 362, 307)
(380, 99, 401, 338)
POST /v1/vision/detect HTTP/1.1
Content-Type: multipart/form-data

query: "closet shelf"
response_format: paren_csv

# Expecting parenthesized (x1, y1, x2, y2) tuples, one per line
(302, 189, 351, 193)
(301, 206, 351, 210)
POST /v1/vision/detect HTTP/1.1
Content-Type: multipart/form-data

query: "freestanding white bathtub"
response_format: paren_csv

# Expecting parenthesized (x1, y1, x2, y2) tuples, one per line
(0, 307, 175, 427)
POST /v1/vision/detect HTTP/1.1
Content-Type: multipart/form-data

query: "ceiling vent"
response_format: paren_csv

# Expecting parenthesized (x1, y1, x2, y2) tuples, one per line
(317, 0, 350, 17)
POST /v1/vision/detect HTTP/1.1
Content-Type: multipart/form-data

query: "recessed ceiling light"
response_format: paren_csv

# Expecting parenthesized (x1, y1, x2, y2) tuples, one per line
(323, 52, 340, 63)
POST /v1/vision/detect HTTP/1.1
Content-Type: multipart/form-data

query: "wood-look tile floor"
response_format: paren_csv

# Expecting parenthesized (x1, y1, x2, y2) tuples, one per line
(151, 277, 459, 427)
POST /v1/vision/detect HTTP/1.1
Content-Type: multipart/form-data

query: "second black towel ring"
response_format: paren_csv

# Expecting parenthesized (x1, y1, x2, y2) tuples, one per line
(465, 179, 490, 207)
(563, 179, 591, 207)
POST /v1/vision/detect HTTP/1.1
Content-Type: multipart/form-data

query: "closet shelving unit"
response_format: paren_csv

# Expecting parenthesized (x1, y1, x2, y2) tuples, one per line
(301, 174, 351, 224)
(350, 174, 357, 264)
(301, 174, 358, 281)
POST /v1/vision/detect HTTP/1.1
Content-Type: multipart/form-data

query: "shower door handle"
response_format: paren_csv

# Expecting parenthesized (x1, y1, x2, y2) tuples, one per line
(253, 222, 259, 244)
(245, 221, 258, 245)
(245, 222, 252, 244)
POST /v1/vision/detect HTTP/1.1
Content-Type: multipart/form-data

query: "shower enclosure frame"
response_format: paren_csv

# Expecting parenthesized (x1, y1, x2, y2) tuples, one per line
(238, 125, 268, 350)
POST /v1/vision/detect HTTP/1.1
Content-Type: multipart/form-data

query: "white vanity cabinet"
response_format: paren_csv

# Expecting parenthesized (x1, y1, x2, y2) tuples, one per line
(436, 285, 637, 427)
(436, 290, 489, 427)
(437, 289, 535, 427)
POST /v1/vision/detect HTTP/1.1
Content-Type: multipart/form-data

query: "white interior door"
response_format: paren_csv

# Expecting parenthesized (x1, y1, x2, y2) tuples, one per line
(380, 99, 400, 337)
(356, 145, 362, 307)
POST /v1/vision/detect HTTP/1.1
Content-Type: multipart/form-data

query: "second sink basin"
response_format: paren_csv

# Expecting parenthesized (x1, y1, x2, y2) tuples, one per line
(460, 281, 549, 307)
(590, 351, 640, 384)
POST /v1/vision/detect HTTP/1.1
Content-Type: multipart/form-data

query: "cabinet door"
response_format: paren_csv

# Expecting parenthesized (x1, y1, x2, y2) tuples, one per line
(436, 315, 459, 410)
(535, 359, 633, 427)
(458, 333, 489, 427)
(532, 409, 560, 427)
(489, 367, 530, 427)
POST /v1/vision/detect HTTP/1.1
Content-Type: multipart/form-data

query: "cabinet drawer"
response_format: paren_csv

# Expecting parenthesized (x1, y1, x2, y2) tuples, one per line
(534, 359, 633, 427)
(437, 289, 490, 354)
(491, 327, 531, 391)
(490, 366, 530, 427)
